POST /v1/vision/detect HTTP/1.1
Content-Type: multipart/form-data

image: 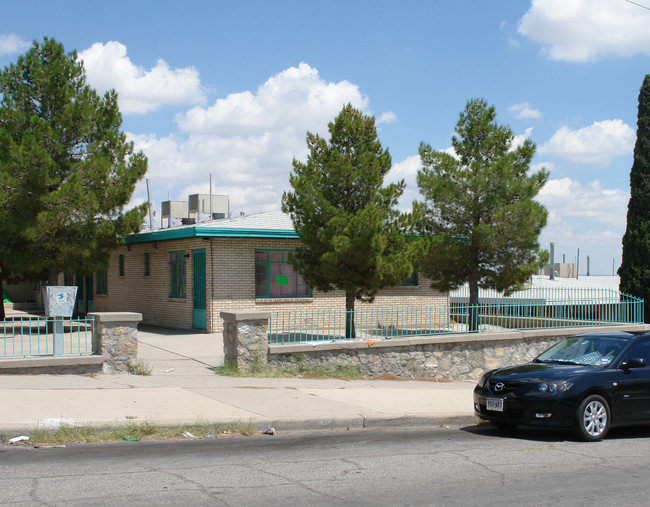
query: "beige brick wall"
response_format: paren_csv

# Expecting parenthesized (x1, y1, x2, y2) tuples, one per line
(92, 236, 449, 333)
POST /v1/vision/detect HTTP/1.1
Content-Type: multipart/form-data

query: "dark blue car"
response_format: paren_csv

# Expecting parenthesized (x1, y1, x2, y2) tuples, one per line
(473, 331, 650, 441)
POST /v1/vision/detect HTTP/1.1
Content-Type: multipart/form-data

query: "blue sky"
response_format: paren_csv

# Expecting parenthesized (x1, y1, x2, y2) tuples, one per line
(2, 0, 649, 275)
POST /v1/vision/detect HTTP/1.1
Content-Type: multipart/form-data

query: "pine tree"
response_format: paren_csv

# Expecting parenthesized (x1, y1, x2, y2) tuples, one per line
(619, 75, 650, 322)
(0, 37, 147, 317)
(415, 98, 548, 331)
(282, 104, 422, 338)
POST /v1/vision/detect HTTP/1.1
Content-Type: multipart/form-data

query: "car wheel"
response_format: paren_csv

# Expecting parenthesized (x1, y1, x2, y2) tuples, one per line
(573, 394, 610, 442)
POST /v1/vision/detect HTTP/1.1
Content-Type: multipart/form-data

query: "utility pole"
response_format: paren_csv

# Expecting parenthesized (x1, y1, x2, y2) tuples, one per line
(146, 179, 153, 231)
(549, 242, 555, 280)
(209, 173, 213, 221)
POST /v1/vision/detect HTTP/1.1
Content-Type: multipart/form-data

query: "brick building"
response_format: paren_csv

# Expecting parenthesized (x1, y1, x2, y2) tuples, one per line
(88, 210, 447, 332)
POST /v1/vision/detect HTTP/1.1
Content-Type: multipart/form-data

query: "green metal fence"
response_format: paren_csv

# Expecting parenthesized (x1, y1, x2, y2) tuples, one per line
(0, 316, 95, 358)
(268, 287, 644, 344)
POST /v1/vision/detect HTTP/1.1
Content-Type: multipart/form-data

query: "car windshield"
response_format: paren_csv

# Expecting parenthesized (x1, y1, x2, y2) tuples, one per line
(535, 335, 628, 367)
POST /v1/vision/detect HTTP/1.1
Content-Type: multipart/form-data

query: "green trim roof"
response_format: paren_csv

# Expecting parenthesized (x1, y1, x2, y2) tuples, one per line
(125, 210, 299, 244)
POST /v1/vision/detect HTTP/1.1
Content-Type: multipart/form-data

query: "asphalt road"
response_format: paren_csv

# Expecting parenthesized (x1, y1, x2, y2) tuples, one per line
(3, 424, 650, 506)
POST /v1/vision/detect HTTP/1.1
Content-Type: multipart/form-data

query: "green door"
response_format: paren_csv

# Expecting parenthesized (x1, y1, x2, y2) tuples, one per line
(76, 275, 84, 315)
(192, 249, 207, 329)
(75, 274, 94, 315)
(85, 275, 94, 313)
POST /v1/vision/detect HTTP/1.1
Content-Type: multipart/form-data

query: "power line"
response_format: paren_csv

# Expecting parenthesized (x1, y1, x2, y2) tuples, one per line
(626, 0, 650, 11)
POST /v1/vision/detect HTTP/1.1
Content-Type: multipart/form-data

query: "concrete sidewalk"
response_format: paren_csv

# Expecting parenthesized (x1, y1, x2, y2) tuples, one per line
(0, 326, 477, 435)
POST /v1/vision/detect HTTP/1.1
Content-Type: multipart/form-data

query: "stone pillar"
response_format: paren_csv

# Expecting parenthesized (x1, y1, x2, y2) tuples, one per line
(88, 312, 142, 374)
(220, 311, 270, 371)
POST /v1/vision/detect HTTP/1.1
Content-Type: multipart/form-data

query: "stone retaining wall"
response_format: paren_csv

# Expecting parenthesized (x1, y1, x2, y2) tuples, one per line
(221, 311, 270, 371)
(89, 312, 142, 373)
(268, 326, 647, 380)
(0, 312, 142, 374)
(221, 311, 646, 380)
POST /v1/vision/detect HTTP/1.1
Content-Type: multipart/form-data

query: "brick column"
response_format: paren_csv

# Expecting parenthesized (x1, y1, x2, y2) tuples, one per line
(220, 311, 270, 370)
(89, 312, 142, 374)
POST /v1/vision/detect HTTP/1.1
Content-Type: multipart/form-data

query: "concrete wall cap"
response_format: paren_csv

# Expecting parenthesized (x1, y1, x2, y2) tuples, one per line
(87, 312, 143, 323)
(367, 338, 411, 348)
(220, 311, 272, 321)
(521, 324, 647, 339)
(0, 355, 104, 370)
(269, 340, 370, 354)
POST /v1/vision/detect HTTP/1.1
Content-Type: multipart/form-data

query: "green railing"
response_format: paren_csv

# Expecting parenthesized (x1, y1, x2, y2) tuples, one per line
(0, 316, 95, 358)
(268, 288, 644, 344)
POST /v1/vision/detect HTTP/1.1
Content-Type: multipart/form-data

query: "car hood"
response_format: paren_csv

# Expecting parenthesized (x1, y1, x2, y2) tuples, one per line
(486, 362, 598, 383)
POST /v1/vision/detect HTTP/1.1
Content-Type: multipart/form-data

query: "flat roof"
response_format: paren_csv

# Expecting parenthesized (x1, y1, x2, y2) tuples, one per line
(124, 210, 299, 244)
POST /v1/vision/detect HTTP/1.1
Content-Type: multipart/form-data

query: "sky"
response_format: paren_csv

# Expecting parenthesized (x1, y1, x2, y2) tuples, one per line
(1, 0, 649, 276)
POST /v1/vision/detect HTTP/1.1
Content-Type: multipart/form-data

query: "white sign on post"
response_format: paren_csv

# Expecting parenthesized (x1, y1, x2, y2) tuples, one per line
(44, 286, 77, 318)
(44, 286, 78, 355)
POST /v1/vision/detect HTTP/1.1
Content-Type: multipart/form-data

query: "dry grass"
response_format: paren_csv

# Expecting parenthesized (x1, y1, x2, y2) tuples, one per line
(2, 421, 256, 445)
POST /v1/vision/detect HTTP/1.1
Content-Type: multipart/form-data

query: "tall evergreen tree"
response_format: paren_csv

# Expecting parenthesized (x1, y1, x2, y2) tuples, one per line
(0, 37, 147, 315)
(282, 104, 422, 338)
(415, 98, 548, 331)
(619, 75, 650, 321)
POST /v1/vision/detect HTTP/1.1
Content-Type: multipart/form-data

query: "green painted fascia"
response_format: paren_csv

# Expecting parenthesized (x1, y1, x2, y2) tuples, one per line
(124, 227, 299, 244)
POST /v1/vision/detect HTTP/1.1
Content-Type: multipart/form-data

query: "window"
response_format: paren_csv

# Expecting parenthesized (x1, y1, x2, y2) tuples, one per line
(144, 253, 150, 276)
(255, 250, 310, 298)
(119, 255, 125, 277)
(624, 340, 650, 364)
(170, 251, 186, 298)
(97, 269, 108, 294)
(401, 272, 418, 286)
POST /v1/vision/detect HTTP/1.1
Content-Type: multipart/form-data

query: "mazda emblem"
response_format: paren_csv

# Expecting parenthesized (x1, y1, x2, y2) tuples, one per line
(494, 382, 505, 392)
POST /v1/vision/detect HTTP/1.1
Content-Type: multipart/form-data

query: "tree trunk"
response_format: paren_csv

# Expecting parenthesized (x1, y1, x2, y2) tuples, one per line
(46, 266, 60, 333)
(345, 291, 356, 339)
(468, 273, 480, 332)
(0, 276, 5, 321)
(48, 265, 59, 287)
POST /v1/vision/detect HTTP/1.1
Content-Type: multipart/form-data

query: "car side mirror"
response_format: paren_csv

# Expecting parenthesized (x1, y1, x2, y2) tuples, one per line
(622, 358, 647, 370)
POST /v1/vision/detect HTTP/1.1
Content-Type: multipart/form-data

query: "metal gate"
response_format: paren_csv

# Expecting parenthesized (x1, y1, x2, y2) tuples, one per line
(192, 249, 207, 329)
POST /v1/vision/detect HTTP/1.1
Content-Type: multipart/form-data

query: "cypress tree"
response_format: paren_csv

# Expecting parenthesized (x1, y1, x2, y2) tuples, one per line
(619, 75, 650, 321)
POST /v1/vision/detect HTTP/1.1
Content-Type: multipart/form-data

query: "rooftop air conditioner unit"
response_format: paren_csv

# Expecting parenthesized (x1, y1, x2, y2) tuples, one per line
(188, 194, 229, 220)
(161, 200, 188, 228)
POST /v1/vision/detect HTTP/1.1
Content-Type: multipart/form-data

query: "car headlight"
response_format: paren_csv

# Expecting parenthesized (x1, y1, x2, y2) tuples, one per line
(537, 381, 573, 393)
(477, 373, 489, 388)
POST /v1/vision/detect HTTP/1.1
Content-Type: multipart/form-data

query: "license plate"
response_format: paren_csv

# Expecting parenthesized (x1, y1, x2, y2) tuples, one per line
(486, 398, 504, 412)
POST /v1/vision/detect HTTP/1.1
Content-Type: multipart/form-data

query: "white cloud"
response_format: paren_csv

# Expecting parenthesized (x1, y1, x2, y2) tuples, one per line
(531, 161, 554, 174)
(0, 33, 30, 56)
(377, 111, 398, 125)
(388, 155, 422, 211)
(131, 63, 371, 214)
(518, 0, 650, 62)
(539, 178, 628, 228)
(509, 102, 542, 119)
(78, 41, 207, 114)
(388, 155, 420, 183)
(175, 62, 367, 137)
(538, 119, 635, 167)
(537, 177, 628, 272)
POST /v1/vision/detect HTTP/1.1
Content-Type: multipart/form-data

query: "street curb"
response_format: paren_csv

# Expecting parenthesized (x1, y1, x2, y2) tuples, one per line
(262, 415, 480, 433)
(0, 415, 480, 440)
